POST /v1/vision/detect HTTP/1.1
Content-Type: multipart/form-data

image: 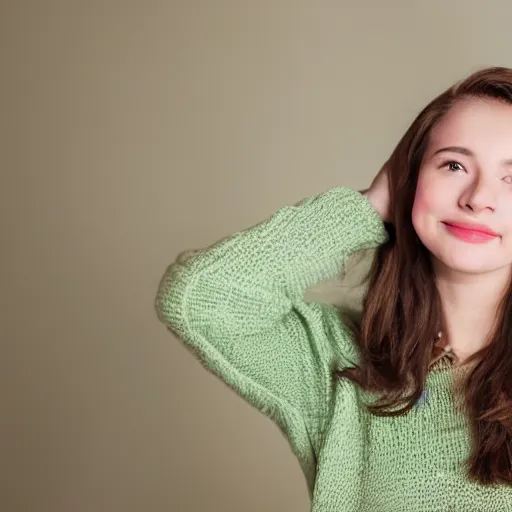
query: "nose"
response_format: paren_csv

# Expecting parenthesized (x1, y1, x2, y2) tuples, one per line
(459, 176, 496, 213)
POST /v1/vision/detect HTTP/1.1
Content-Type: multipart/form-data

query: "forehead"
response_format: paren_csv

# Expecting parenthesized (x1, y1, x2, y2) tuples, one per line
(428, 98, 512, 155)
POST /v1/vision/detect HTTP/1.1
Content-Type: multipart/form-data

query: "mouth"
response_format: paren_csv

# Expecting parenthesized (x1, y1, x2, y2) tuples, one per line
(442, 222, 500, 244)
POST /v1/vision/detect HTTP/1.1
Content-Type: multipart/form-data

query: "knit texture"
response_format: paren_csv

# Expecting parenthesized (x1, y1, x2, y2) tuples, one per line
(155, 187, 512, 511)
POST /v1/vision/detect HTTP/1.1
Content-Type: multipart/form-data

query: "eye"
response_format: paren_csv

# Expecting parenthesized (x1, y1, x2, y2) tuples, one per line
(503, 175, 512, 184)
(442, 160, 465, 173)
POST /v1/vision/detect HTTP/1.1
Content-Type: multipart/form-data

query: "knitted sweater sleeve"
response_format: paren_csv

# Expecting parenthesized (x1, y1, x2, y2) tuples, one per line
(154, 186, 387, 490)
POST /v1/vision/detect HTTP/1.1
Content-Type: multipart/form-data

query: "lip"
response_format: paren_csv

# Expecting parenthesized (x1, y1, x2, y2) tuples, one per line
(442, 221, 500, 243)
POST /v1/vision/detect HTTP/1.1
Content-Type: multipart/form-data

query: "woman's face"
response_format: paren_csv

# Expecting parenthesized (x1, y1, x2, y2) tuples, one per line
(412, 97, 512, 276)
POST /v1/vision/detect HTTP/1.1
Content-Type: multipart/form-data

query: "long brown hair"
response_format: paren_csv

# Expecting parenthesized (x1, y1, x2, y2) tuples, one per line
(337, 66, 512, 485)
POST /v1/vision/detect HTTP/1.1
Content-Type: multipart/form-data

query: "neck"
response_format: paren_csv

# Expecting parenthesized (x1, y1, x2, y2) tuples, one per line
(433, 262, 511, 363)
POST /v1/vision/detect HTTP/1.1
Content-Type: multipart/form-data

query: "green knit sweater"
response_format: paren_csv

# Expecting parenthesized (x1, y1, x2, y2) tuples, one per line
(155, 186, 512, 511)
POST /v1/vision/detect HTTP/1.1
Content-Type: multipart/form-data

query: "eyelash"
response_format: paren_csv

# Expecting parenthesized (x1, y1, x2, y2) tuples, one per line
(441, 160, 465, 172)
(440, 160, 512, 184)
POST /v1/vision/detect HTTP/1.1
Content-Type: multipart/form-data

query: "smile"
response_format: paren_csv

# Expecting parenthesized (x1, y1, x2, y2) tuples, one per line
(442, 222, 500, 244)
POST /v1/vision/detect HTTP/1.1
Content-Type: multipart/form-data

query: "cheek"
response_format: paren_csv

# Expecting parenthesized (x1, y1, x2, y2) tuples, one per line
(411, 181, 432, 231)
(411, 171, 447, 226)
(504, 200, 512, 228)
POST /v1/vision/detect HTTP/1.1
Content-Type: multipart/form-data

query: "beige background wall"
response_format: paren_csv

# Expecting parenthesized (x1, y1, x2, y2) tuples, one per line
(2, 1, 512, 511)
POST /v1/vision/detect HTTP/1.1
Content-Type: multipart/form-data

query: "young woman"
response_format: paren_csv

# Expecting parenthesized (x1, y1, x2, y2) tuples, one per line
(155, 67, 512, 511)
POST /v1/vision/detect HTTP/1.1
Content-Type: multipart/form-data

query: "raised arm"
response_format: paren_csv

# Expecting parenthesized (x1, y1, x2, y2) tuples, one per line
(155, 185, 388, 491)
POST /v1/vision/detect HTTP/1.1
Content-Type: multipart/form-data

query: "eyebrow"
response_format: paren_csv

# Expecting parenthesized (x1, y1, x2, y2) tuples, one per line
(432, 146, 512, 166)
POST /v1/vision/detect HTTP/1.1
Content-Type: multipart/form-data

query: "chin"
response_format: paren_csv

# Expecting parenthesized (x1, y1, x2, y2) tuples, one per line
(436, 258, 494, 275)
(431, 249, 506, 275)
